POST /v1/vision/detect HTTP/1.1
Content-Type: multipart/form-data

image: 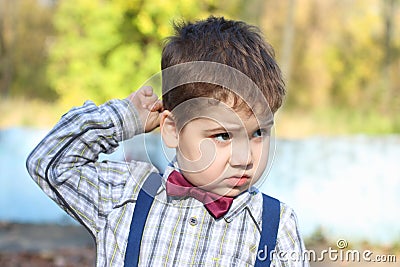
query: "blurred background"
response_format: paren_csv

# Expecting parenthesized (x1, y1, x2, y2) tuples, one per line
(0, 0, 399, 266)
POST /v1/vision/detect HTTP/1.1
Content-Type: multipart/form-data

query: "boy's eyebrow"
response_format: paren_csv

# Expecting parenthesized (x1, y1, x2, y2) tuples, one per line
(259, 118, 274, 128)
(203, 125, 240, 132)
(203, 121, 274, 133)
(200, 114, 274, 133)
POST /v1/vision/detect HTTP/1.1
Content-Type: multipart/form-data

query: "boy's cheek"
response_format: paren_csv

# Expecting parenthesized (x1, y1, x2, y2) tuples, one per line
(178, 139, 216, 173)
(253, 145, 270, 180)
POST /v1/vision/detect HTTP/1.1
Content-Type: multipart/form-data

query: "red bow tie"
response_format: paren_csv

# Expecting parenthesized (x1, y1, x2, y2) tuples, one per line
(166, 170, 234, 219)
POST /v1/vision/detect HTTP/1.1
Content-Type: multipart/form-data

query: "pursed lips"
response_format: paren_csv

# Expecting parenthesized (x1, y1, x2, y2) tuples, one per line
(224, 174, 251, 187)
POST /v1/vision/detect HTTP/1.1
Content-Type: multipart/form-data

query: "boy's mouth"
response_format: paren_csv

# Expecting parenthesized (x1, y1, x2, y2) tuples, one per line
(224, 175, 251, 187)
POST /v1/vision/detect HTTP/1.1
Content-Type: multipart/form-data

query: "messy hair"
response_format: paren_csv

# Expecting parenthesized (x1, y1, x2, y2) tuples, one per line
(161, 16, 285, 116)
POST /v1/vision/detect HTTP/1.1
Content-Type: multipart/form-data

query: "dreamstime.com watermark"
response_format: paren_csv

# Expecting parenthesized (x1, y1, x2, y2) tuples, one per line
(257, 239, 397, 263)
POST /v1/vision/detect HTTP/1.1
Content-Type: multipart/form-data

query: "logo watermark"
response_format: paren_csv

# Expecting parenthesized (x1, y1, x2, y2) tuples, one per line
(257, 239, 397, 263)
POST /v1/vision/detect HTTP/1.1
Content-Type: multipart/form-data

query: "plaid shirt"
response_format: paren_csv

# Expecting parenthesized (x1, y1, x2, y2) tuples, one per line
(26, 99, 309, 267)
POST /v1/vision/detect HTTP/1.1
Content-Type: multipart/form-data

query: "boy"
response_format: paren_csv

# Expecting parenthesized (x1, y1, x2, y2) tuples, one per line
(26, 16, 309, 266)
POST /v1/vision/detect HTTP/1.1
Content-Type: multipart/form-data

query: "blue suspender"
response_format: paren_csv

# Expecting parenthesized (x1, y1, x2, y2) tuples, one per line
(124, 173, 280, 267)
(124, 172, 162, 267)
(255, 194, 280, 267)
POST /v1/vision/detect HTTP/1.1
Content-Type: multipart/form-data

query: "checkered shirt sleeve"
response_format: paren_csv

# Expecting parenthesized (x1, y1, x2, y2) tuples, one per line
(26, 99, 156, 235)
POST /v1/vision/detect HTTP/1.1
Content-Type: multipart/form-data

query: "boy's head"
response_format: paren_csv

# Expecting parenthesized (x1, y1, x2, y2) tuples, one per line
(159, 16, 285, 197)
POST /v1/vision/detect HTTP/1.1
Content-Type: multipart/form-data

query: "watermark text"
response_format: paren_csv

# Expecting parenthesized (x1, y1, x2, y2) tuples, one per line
(257, 239, 397, 263)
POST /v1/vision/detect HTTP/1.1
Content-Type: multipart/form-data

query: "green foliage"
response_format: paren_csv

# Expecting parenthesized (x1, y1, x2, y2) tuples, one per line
(0, 0, 56, 100)
(262, 0, 399, 115)
(48, 0, 233, 106)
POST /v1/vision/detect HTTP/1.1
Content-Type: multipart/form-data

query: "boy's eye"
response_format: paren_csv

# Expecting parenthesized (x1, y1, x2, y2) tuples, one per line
(253, 129, 268, 138)
(212, 133, 232, 142)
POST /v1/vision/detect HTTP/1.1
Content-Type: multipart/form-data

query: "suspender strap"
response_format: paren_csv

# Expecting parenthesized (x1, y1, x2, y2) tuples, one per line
(124, 172, 162, 267)
(254, 194, 281, 267)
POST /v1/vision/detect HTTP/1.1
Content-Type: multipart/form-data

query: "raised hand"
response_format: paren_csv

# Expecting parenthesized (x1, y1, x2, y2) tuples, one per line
(126, 86, 163, 133)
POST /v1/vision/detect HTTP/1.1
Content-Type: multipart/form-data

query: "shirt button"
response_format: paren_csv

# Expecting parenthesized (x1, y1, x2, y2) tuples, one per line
(189, 217, 198, 226)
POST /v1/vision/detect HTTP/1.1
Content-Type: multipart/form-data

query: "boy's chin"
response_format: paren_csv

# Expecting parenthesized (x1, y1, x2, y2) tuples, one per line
(211, 186, 249, 198)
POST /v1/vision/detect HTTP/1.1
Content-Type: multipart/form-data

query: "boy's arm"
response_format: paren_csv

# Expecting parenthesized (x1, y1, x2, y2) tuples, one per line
(26, 86, 162, 235)
(272, 204, 310, 267)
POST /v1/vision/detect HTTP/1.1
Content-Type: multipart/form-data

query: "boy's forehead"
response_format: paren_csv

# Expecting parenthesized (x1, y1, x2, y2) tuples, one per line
(174, 97, 273, 129)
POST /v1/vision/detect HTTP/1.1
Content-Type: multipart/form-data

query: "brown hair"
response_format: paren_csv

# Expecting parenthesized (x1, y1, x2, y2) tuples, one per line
(161, 16, 285, 115)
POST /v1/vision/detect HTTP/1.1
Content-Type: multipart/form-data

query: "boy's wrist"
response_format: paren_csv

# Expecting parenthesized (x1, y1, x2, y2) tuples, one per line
(101, 98, 144, 142)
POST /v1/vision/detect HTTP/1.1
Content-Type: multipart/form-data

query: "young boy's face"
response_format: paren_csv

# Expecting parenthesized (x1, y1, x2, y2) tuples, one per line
(161, 99, 272, 197)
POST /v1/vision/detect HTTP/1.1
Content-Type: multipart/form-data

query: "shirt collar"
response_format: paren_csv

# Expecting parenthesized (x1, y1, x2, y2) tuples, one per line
(224, 188, 259, 222)
(159, 162, 175, 190)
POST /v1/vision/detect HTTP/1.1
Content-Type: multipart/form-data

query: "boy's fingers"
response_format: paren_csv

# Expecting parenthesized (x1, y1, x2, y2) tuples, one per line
(143, 99, 162, 112)
(142, 95, 159, 108)
(132, 86, 157, 108)
(150, 100, 163, 112)
(140, 86, 154, 97)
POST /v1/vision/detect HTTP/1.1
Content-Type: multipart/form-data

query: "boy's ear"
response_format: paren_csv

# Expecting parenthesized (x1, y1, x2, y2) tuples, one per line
(160, 110, 179, 148)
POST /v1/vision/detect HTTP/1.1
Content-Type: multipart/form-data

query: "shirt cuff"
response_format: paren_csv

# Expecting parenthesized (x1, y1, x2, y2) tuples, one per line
(101, 98, 144, 141)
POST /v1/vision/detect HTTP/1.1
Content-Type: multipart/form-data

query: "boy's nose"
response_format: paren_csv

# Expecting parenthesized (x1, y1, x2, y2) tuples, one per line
(229, 140, 253, 168)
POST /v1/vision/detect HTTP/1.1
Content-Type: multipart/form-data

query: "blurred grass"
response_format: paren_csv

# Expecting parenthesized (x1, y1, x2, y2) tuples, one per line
(1, 97, 399, 138)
